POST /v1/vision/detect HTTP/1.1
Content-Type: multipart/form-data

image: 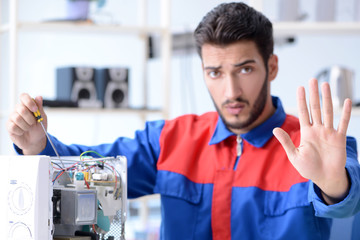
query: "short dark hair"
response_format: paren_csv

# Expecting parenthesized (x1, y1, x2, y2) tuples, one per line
(194, 2, 274, 65)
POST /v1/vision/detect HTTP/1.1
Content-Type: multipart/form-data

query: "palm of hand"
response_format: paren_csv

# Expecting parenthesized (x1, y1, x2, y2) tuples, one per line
(273, 78, 351, 203)
(295, 124, 347, 185)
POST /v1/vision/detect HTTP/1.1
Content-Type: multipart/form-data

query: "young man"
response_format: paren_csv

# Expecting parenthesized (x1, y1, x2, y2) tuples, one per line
(7, 2, 360, 239)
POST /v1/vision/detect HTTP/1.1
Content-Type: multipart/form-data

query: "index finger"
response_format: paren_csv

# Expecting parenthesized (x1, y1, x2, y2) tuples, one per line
(19, 93, 38, 113)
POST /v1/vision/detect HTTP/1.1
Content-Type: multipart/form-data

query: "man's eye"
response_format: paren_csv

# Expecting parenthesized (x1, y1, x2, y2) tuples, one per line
(209, 71, 220, 78)
(241, 67, 252, 74)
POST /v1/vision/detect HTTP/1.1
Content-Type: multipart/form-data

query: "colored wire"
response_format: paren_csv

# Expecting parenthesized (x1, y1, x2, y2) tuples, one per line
(52, 170, 65, 184)
(84, 178, 90, 189)
(80, 150, 105, 161)
(51, 161, 63, 170)
(80, 150, 120, 190)
(52, 151, 122, 193)
(93, 224, 97, 234)
(104, 162, 118, 190)
(52, 161, 78, 171)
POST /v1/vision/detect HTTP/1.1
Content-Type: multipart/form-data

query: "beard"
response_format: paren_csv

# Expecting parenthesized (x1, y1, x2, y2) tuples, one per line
(214, 74, 269, 131)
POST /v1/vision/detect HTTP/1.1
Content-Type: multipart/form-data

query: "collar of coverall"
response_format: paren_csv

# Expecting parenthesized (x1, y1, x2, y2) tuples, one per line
(209, 96, 286, 148)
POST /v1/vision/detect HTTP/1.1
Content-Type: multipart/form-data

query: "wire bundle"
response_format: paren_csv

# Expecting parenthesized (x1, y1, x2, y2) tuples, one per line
(51, 151, 121, 195)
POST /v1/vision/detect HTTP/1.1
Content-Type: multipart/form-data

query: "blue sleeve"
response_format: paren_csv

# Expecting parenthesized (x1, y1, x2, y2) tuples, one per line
(309, 136, 360, 218)
(14, 120, 165, 199)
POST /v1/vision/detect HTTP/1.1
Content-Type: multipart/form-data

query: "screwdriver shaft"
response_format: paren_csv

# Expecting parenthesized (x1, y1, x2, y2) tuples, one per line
(38, 122, 72, 182)
(39, 121, 60, 159)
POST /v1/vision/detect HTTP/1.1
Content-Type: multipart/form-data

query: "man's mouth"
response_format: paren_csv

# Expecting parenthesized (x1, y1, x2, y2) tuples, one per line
(224, 103, 246, 115)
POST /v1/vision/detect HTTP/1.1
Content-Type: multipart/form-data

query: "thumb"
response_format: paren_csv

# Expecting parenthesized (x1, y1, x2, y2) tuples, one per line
(273, 127, 297, 160)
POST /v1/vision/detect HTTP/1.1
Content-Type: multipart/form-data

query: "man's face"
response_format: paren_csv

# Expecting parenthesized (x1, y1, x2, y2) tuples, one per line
(202, 41, 274, 134)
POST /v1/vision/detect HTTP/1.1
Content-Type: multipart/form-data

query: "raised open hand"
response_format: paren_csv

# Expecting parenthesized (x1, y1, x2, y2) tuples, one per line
(273, 78, 352, 205)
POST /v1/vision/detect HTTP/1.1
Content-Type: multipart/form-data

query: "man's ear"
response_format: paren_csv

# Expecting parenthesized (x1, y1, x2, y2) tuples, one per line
(267, 54, 278, 82)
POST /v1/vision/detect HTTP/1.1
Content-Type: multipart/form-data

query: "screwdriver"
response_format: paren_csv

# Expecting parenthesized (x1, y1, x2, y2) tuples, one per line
(32, 99, 71, 176)
(33, 106, 60, 159)
(32, 100, 74, 183)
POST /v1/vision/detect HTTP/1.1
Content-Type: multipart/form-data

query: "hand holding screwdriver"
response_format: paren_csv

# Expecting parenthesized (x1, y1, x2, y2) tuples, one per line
(32, 99, 60, 159)
(7, 93, 48, 155)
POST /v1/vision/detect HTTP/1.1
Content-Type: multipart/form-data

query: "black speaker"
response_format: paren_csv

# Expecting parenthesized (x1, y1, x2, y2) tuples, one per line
(56, 67, 100, 107)
(95, 67, 129, 108)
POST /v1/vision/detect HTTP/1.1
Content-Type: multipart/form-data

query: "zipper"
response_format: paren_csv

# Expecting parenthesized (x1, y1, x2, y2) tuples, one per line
(234, 135, 242, 170)
(236, 135, 243, 157)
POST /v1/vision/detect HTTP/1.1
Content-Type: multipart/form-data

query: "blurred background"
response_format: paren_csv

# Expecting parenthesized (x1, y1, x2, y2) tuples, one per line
(1, 0, 360, 239)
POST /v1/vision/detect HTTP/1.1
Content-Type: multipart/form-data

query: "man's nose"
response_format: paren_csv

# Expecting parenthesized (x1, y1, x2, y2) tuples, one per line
(224, 75, 241, 99)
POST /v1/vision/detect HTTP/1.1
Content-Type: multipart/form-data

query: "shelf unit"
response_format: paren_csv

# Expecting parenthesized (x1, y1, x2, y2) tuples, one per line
(16, 22, 166, 34)
(273, 22, 360, 36)
(0, 0, 172, 118)
(285, 106, 360, 117)
(2, 4, 360, 118)
(44, 107, 163, 124)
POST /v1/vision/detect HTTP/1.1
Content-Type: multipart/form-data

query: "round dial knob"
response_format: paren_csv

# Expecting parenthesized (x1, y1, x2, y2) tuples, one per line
(8, 184, 33, 215)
